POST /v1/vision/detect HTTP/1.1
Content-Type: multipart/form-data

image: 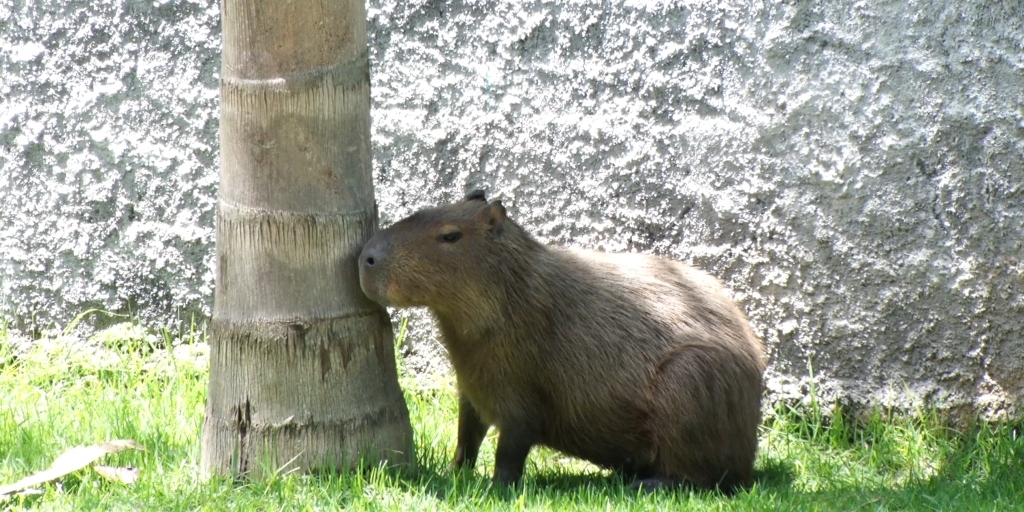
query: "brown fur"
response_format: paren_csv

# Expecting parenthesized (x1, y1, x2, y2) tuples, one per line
(358, 191, 766, 492)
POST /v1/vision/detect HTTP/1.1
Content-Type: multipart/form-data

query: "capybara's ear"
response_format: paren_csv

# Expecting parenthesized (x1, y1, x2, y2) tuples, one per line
(465, 189, 487, 202)
(487, 200, 506, 236)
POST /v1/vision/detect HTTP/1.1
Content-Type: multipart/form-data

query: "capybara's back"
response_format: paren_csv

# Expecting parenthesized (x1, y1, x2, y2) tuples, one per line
(358, 191, 766, 491)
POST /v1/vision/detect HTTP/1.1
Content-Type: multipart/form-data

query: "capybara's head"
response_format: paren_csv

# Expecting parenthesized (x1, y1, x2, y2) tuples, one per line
(358, 190, 525, 310)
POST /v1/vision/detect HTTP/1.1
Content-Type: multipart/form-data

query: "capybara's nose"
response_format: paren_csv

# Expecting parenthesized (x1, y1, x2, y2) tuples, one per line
(359, 238, 385, 272)
(358, 237, 389, 304)
(362, 251, 378, 268)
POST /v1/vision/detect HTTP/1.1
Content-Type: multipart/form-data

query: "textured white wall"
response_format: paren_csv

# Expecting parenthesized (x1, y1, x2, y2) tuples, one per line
(2, 0, 1021, 418)
(1, 1, 219, 328)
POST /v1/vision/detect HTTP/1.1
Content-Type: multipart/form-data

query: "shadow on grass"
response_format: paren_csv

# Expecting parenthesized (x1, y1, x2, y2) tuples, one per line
(393, 421, 1019, 509)
(194, 416, 1022, 510)
(357, 453, 801, 505)
(753, 457, 798, 489)
(189, 427, 1021, 512)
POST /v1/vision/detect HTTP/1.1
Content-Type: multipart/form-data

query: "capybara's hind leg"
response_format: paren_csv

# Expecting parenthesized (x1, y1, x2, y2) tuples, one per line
(649, 345, 760, 492)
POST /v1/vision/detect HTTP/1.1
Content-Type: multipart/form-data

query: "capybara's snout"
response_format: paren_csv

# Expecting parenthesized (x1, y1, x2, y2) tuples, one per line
(358, 236, 389, 306)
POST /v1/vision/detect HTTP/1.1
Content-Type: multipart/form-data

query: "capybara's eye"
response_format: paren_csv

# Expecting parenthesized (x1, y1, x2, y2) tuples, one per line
(439, 232, 463, 243)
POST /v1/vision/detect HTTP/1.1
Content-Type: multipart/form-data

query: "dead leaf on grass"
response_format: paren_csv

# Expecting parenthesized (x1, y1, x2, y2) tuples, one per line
(0, 439, 145, 498)
(93, 465, 140, 485)
(0, 488, 44, 501)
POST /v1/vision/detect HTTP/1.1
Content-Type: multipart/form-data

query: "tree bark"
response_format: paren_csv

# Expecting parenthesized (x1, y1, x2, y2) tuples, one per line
(201, 0, 414, 477)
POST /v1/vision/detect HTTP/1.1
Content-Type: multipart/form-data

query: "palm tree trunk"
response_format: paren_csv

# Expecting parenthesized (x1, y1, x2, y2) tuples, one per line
(201, 0, 414, 477)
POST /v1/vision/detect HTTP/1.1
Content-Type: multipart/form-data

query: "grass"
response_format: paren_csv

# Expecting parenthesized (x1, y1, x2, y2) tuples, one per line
(1, 322, 1022, 511)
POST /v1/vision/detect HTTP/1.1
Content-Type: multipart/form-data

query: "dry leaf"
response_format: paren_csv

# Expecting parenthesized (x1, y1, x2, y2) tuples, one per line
(93, 465, 140, 485)
(0, 439, 145, 497)
(0, 488, 43, 502)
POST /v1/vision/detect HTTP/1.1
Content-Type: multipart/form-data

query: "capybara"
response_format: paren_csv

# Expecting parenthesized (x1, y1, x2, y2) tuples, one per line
(358, 190, 766, 492)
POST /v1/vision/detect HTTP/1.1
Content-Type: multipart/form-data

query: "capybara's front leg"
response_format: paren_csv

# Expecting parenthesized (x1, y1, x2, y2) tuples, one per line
(492, 420, 538, 485)
(451, 394, 489, 471)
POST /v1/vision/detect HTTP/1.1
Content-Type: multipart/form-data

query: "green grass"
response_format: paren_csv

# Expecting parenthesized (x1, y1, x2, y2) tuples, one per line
(1, 323, 1022, 511)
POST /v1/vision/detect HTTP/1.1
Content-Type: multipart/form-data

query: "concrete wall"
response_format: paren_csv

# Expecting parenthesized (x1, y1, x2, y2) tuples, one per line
(1, 0, 220, 329)
(2, 0, 1021, 419)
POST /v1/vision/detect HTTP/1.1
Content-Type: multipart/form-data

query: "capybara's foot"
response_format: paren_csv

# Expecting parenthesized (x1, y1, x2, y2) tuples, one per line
(629, 476, 681, 493)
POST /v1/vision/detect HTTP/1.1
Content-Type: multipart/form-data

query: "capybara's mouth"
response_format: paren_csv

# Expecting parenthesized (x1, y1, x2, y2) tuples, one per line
(358, 273, 408, 309)
(357, 267, 389, 306)
(362, 288, 391, 307)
